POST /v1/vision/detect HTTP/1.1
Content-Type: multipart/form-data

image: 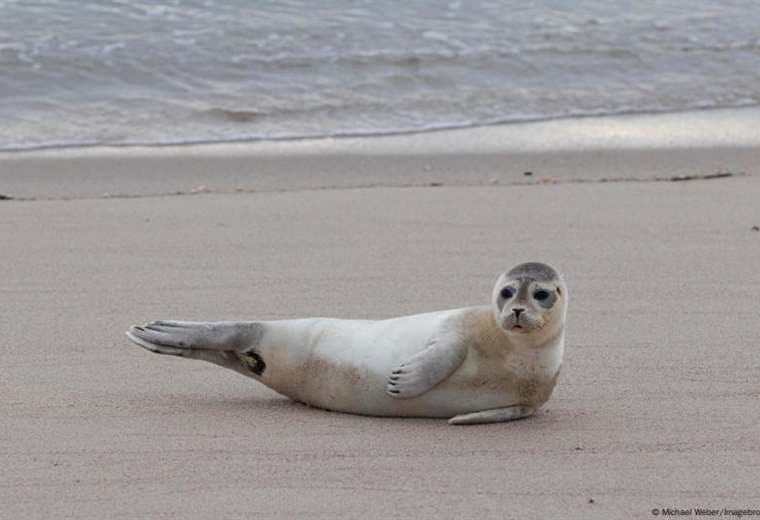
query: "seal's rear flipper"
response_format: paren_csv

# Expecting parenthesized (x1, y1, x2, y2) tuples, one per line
(448, 405, 535, 425)
(127, 320, 262, 351)
(126, 328, 188, 357)
(126, 321, 266, 376)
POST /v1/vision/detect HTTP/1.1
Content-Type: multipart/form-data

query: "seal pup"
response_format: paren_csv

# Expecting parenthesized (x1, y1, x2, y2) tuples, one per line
(126, 262, 567, 425)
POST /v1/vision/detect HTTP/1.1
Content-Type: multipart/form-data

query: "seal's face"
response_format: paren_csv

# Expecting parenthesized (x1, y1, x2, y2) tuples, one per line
(492, 262, 567, 337)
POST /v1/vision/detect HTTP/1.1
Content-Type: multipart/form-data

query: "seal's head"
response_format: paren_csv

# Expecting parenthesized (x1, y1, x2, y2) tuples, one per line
(491, 262, 567, 339)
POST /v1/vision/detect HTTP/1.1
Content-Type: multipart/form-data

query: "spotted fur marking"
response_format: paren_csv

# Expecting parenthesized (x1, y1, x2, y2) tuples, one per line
(237, 350, 266, 376)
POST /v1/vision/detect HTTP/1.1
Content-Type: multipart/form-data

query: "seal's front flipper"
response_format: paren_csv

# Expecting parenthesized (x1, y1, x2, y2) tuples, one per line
(127, 320, 263, 352)
(448, 405, 535, 425)
(386, 335, 467, 399)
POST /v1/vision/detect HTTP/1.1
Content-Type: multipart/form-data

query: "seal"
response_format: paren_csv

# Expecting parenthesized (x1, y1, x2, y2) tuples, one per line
(126, 262, 568, 425)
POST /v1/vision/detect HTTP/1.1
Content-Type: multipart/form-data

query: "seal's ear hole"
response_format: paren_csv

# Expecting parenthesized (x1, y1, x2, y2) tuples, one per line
(556, 287, 562, 295)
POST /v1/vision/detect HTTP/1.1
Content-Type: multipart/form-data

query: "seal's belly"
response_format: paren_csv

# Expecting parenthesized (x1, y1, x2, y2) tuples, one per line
(283, 354, 555, 418)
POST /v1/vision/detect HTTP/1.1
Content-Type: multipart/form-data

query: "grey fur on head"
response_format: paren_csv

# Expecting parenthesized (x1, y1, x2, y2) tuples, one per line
(507, 262, 559, 282)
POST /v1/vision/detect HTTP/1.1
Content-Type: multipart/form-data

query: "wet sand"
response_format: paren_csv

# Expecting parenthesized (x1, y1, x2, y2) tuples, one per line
(1, 112, 759, 518)
(2, 107, 760, 200)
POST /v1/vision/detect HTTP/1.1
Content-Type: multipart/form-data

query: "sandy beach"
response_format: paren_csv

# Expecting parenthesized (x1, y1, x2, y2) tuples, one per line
(2, 111, 759, 519)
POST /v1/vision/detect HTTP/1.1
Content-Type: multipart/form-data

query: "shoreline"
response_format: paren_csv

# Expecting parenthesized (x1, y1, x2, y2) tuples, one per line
(1, 106, 758, 200)
(2, 104, 760, 156)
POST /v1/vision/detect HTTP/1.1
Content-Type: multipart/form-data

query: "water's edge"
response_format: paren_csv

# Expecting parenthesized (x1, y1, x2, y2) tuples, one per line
(0, 104, 760, 156)
(2, 107, 758, 201)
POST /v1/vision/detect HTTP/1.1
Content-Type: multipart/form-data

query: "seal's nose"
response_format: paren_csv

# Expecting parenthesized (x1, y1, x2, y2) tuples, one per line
(513, 307, 525, 318)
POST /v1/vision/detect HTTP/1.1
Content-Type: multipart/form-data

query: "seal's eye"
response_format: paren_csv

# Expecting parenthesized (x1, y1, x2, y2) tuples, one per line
(500, 287, 514, 300)
(533, 290, 550, 301)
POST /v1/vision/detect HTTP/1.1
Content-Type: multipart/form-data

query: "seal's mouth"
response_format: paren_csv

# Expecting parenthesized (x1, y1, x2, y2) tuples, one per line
(508, 322, 531, 333)
(504, 318, 540, 334)
(500, 313, 542, 334)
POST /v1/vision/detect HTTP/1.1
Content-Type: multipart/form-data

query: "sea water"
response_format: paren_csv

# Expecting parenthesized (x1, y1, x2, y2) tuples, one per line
(1, 0, 759, 151)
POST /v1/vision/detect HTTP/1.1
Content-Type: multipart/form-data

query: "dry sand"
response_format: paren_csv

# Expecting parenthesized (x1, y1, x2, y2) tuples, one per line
(1, 111, 759, 518)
